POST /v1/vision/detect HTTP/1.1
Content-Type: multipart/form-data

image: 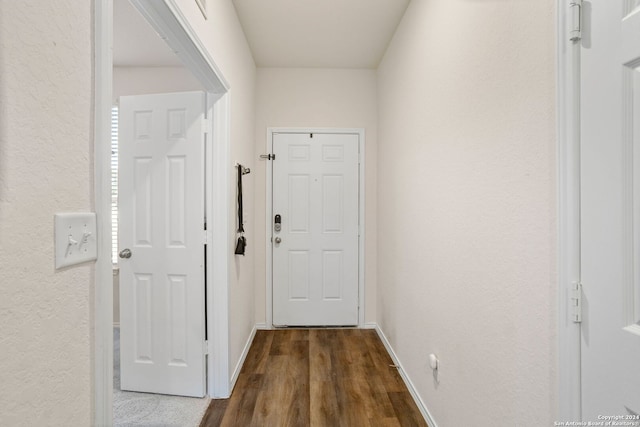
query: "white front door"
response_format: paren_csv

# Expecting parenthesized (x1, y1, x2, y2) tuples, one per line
(580, 2, 640, 419)
(272, 132, 360, 326)
(118, 91, 206, 397)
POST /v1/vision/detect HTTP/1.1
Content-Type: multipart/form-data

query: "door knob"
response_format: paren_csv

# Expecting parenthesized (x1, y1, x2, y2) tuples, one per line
(119, 248, 132, 259)
(274, 237, 281, 244)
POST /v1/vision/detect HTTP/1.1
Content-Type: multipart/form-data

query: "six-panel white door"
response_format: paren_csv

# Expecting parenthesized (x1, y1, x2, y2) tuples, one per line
(118, 91, 206, 397)
(580, 1, 640, 419)
(272, 132, 359, 326)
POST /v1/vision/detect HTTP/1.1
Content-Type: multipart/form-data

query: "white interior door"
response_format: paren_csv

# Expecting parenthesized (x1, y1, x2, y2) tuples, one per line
(272, 132, 359, 326)
(118, 91, 206, 397)
(580, 1, 640, 419)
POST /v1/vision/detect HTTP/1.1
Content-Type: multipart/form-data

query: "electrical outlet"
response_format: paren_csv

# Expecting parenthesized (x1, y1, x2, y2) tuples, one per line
(55, 213, 97, 269)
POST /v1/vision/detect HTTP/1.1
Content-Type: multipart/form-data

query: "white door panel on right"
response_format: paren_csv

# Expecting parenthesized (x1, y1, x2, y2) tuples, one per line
(272, 132, 359, 326)
(580, 1, 640, 420)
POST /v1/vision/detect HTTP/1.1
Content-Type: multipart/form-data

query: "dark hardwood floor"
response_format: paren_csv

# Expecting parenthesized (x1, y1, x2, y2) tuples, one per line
(199, 329, 428, 427)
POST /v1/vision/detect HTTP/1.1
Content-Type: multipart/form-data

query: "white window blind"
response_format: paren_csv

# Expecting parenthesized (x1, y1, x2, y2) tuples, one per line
(111, 106, 119, 264)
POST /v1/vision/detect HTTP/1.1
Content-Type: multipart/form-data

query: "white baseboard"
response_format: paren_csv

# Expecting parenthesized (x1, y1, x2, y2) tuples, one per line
(362, 322, 377, 329)
(229, 325, 257, 393)
(255, 322, 269, 330)
(373, 324, 438, 427)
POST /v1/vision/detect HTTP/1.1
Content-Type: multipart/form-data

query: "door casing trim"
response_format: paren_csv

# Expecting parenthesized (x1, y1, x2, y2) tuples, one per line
(557, 0, 582, 421)
(264, 127, 366, 328)
(94, 1, 114, 424)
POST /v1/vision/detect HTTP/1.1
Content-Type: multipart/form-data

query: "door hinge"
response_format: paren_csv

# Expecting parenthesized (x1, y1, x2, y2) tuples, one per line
(204, 340, 209, 355)
(569, 0, 582, 42)
(260, 154, 276, 160)
(571, 281, 582, 323)
(203, 229, 208, 245)
(202, 118, 211, 134)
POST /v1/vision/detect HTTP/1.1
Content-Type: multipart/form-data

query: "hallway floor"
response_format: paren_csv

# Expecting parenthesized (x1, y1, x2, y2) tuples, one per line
(200, 329, 428, 427)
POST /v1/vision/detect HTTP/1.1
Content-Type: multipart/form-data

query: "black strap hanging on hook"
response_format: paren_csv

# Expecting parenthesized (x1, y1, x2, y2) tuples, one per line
(235, 164, 246, 255)
(237, 164, 244, 233)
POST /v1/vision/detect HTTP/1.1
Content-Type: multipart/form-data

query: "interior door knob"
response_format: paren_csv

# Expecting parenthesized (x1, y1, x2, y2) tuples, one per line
(274, 237, 281, 244)
(119, 248, 132, 259)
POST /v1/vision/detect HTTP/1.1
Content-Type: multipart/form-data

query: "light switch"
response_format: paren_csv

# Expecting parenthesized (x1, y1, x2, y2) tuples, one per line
(55, 213, 97, 269)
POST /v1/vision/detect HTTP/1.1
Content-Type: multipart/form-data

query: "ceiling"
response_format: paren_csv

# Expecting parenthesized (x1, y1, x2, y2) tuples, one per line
(113, 0, 410, 69)
(232, 0, 410, 68)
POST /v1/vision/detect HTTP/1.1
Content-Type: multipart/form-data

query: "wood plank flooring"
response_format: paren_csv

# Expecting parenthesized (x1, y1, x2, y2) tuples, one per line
(199, 329, 428, 427)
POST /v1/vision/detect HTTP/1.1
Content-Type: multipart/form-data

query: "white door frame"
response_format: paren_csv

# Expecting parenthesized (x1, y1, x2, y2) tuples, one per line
(264, 128, 366, 328)
(94, 1, 231, 425)
(557, 0, 582, 421)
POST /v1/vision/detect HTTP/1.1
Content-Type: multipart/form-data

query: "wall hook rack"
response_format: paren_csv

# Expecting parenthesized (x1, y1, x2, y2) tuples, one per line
(236, 164, 251, 175)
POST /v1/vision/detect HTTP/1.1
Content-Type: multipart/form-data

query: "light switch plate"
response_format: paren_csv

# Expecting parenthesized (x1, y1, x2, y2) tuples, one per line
(55, 213, 97, 269)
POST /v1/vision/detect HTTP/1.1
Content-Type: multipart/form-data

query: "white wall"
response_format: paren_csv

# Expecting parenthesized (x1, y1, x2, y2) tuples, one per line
(253, 68, 378, 325)
(0, 1, 93, 425)
(112, 66, 203, 103)
(376, 1, 557, 425)
(173, 0, 257, 384)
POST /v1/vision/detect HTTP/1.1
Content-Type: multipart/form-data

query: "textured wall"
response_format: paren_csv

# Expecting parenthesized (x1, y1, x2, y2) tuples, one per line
(0, 1, 93, 425)
(253, 68, 378, 325)
(174, 0, 257, 382)
(376, 0, 557, 425)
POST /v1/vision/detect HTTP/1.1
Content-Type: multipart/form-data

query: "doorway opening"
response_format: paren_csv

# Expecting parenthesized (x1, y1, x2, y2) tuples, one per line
(95, 0, 231, 425)
(558, 0, 640, 420)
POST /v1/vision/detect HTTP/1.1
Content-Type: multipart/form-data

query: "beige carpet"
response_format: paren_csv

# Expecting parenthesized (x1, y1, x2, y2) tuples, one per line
(114, 327, 211, 427)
